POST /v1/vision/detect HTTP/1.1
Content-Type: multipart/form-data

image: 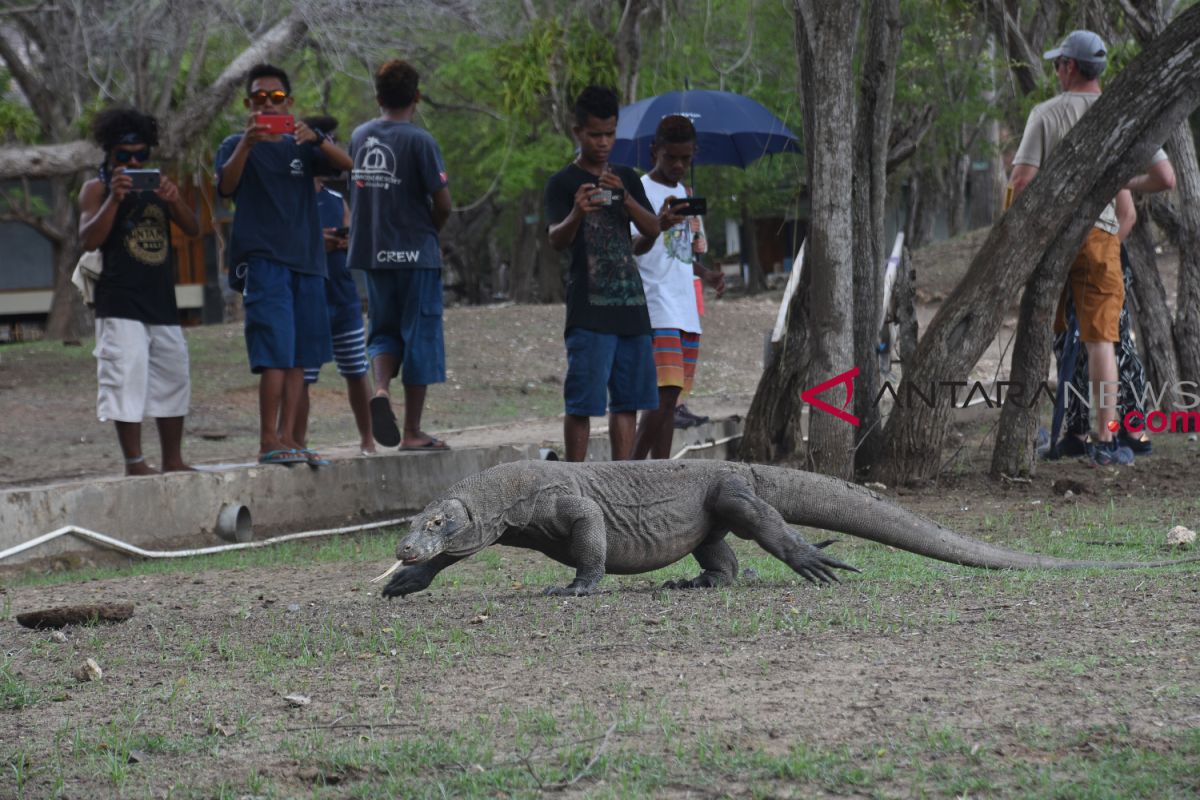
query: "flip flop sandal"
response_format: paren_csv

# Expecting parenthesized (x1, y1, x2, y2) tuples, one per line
(258, 448, 305, 465)
(370, 396, 401, 447)
(299, 448, 330, 467)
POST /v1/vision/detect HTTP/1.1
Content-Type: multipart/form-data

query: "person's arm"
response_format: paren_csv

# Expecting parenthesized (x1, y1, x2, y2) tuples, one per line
(1115, 189, 1136, 242)
(78, 174, 131, 251)
(156, 176, 200, 237)
(1009, 163, 1039, 198)
(295, 119, 353, 171)
(547, 181, 602, 252)
(632, 195, 684, 255)
(431, 186, 452, 232)
(217, 120, 268, 197)
(1125, 158, 1176, 194)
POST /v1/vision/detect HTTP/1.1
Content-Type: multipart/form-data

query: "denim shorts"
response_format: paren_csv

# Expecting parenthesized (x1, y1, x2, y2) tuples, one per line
(563, 327, 658, 416)
(243, 258, 331, 373)
(364, 269, 445, 386)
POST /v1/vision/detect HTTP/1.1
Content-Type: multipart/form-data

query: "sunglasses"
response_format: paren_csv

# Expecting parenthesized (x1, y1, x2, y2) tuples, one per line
(248, 89, 289, 105)
(113, 148, 151, 163)
(1053, 57, 1070, 70)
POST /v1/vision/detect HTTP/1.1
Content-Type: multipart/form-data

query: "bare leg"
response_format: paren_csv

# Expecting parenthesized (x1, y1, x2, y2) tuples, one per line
(115, 421, 157, 476)
(400, 383, 445, 448)
(277, 368, 306, 450)
(1086, 341, 1119, 444)
(290, 383, 310, 448)
(633, 386, 680, 460)
(258, 368, 288, 455)
(346, 373, 375, 453)
(564, 414, 590, 462)
(156, 416, 192, 472)
(608, 410, 638, 461)
(372, 353, 399, 399)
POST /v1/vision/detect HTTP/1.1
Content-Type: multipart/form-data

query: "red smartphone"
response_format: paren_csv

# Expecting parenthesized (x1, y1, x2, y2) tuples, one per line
(254, 113, 294, 135)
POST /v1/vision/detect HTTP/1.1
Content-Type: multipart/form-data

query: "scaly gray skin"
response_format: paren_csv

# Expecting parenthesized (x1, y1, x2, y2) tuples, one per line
(380, 460, 1200, 598)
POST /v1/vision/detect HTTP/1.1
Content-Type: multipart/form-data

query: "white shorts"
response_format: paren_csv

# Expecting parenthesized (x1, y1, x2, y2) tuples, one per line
(94, 318, 191, 423)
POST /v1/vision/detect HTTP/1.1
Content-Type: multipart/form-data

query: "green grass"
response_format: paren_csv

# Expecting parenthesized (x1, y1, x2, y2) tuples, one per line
(0, 656, 39, 710)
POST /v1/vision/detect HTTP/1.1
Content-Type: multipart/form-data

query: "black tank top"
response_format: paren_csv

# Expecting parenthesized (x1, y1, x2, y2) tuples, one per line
(93, 187, 179, 325)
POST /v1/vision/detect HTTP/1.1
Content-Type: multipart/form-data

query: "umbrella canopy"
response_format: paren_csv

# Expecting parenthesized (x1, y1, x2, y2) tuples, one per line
(610, 89, 801, 170)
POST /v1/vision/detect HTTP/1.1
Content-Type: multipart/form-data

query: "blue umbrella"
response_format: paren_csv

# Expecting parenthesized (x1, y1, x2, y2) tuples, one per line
(610, 89, 801, 170)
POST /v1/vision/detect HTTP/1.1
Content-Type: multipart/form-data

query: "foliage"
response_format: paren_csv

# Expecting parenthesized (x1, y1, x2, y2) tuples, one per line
(0, 71, 40, 144)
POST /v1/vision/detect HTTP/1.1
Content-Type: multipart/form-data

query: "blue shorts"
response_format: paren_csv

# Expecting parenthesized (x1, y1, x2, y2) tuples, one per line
(304, 276, 368, 384)
(563, 327, 658, 416)
(364, 269, 445, 386)
(244, 258, 331, 373)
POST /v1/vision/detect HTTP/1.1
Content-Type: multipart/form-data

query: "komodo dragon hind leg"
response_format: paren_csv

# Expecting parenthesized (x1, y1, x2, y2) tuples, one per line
(710, 476, 860, 585)
(662, 537, 739, 589)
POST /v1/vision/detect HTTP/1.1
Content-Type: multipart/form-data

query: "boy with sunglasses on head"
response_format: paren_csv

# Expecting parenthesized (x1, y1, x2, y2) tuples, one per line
(79, 106, 200, 476)
(215, 63, 353, 466)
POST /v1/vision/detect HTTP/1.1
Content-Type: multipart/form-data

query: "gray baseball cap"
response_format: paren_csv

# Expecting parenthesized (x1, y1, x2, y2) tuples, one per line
(1044, 30, 1107, 65)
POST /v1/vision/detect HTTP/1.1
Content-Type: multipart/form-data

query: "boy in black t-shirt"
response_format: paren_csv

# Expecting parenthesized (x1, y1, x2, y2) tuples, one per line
(544, 86, 662, 462)
(78, 107, 199, 476)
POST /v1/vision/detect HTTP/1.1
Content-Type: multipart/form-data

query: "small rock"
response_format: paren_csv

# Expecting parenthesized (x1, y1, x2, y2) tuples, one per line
(284, 693, 311, 707)
(127, 750, 148, 764)
(469, 613, 490, 624)
(1064, 490, 1075, 499)
(1166, 526, 1196, 549)
(72, 658, 103, 682)
(864, 482, 887, 491)
(742, 568, 761, 583)
(50, 630, 69, 644)
(287, 603, 301, 612)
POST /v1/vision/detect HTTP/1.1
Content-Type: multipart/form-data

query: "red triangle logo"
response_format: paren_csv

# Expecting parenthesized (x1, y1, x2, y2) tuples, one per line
(800, 366, 860, 426)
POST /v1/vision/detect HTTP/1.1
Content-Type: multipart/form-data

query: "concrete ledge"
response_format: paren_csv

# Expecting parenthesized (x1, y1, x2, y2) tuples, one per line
(0, 416, 743, 566)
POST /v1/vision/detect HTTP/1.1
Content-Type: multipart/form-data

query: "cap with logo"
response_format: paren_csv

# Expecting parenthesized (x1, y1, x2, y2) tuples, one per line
(1044, 30, 1107, 65)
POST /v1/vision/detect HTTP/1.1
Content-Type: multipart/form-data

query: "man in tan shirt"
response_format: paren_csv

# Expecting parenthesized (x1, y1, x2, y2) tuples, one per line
(1010, 29, 1175, 466)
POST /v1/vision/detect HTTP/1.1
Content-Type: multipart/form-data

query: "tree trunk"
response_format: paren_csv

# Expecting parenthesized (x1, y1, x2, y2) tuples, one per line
(43, 176, 91, 341)
(614, 0, 649, 103)
(740, 268, 813, 464)
(876, 6, 1200, 485)
(1125, 211, 1185, 410)
(1164, 122, 1200, 386)
(895, 245, 919, 366)
(739, 202, 765, 294)
(850, 0, 900, 476)
(794, 0, 861, 479)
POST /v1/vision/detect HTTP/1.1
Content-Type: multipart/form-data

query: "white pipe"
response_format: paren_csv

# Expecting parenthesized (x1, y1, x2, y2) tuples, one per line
(770, 243, 806, 343)
(0, 517, 412, 564)
(880, 232, 904, 322)
(671, 434, 743, 459)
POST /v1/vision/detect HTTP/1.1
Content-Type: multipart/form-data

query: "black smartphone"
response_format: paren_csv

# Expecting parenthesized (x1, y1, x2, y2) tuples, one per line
(333, 226, 349, 237)
(125, 169, 161, 192)
(669, 196, 707, 216)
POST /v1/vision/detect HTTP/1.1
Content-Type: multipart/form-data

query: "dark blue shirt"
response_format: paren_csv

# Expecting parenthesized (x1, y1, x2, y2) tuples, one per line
(215, 134, 330, 276)
(316, 186, 348, 280)
(347, 119, 448, 271)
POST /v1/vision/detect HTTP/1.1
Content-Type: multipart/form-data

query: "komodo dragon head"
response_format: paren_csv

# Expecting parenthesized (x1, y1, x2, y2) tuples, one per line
(394, 498, 477, 563)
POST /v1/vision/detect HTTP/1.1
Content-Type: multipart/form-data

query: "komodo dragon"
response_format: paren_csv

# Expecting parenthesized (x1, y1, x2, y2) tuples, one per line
(373, 460, 1199, 598)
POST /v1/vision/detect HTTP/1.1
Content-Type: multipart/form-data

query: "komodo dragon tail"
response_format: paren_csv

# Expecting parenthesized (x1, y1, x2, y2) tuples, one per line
(744, 464, 1200, 570)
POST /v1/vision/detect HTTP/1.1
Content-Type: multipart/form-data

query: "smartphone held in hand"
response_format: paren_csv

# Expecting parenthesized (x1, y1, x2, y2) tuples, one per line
(125, 169, 161, 192)
(590, 187, 625, 206)
(669, 196, 707, 216)
(254, 113, 295, 135)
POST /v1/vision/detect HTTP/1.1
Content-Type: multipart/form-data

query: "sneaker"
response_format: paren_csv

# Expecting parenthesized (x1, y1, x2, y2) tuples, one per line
(676, 404, 710, 426)
(1118, 430, 1153, 455)
(1086, 440, 1135, 466)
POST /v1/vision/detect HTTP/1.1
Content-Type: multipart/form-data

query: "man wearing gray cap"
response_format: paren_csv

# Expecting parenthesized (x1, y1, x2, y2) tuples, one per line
(1009, 29, 1176, 466)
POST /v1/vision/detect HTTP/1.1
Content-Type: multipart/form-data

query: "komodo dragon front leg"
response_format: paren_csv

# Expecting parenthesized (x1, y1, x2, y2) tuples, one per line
(708, 474, 859, 584)
(536, 494, 608, 597)
(662, 537, 739, 589)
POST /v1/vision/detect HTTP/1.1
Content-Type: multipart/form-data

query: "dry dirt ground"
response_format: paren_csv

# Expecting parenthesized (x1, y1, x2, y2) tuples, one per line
(2, 237, 1199, 797)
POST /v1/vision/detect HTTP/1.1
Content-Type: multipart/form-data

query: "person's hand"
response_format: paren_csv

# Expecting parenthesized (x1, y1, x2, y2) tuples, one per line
(573, 182, 603, 215)
(156, 176, 181, 204)
(243, 114, 271, 146)
(702, 267, 726, 298)
(322, 227, 348, 252)
(294, 119, 318, 145)
(658, 196, 686, 231)
(597, 170, 623, 191)
(109, 166, 132, 204)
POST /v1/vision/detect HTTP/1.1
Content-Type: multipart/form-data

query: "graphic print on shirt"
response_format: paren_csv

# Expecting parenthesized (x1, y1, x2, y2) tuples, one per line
(125, 202, 169, 267)
(662, 221, 696, 265)
(352, 136, 401, 190)
(584, 204, 645, 307)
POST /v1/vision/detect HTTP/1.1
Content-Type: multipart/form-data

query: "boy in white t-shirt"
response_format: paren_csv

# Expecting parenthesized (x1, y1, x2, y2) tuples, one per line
(630, 115, 726, 459)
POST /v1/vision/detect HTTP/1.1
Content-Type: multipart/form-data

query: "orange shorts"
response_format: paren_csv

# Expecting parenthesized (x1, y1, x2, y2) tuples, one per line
(1054, 228, 1122, 343)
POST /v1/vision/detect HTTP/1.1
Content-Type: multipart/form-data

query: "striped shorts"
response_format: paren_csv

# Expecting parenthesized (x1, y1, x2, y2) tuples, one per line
(651, 329, 701, 395)
(304, 300, 369, 384)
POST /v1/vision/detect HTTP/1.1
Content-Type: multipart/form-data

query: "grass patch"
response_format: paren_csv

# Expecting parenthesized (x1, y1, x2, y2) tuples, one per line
(0, 656, 39, 710)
